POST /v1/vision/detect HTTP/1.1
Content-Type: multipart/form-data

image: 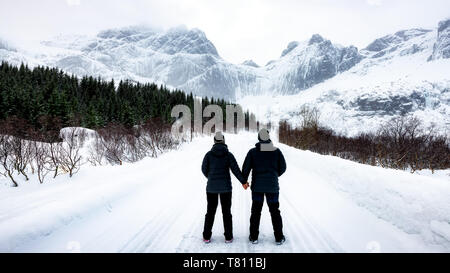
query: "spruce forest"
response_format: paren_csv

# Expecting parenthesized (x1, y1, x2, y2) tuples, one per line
(0, 61, 233, 139)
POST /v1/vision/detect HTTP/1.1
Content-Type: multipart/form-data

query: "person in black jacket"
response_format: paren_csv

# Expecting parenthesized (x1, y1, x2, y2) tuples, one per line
(201, 131, 247, 243)
(242, 128, 287, 245)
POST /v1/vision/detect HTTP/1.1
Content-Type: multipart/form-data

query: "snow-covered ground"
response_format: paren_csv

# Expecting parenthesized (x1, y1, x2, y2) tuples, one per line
(0, 132, 449, 253)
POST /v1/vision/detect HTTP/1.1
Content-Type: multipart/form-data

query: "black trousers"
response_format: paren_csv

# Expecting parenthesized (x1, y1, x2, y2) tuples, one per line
(203, 192, 233, 240)
(250, 192, 283, 241)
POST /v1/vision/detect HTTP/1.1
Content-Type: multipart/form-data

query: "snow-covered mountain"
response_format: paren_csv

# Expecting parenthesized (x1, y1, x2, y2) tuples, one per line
(430, 19, 450, 60)
(0, 19, 449, 134)
(240, 20, 450, 135)
(0, 23, 380, 99)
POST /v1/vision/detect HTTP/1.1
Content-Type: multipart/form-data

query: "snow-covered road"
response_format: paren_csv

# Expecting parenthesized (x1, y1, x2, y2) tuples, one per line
(1, 132, 449, 252)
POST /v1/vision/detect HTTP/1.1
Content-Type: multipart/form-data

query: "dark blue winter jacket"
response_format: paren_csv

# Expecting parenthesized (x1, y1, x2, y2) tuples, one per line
(242, 141, 287, 193)
(202, 143, 245, 193)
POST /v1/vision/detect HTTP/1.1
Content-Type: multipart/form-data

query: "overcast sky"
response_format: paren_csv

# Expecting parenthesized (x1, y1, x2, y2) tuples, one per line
(1, 0, 449, 65)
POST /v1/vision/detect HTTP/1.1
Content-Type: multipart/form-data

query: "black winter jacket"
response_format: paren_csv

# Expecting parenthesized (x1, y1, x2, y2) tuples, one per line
(242, 141, 287, 193)
(202, 143, 245, 193)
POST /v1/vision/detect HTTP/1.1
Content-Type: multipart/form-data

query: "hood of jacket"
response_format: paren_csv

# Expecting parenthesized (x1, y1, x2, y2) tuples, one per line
(211, 143, 229, 157)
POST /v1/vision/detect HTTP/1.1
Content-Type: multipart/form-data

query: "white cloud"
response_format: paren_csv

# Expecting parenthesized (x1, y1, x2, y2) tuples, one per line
(66, 0, 80, 6)
(367, 0, 382, 6)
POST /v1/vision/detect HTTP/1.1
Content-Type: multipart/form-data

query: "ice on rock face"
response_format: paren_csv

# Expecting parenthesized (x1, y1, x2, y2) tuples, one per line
(430, 19, 450, 60)
(366, 28, 432, 52)
(242, 60, 259, 67)
(281, 41, 299, 57)
(308, 34, 325, 45)
(269, 34, 363, 94)
(338, 46, 363, 72)
(143, 27, 219, 56)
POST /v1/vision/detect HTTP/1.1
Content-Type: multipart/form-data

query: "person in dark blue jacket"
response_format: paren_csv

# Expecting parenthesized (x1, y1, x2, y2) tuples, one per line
(242, 128, 287, 245)
(201, 131, 247, 243)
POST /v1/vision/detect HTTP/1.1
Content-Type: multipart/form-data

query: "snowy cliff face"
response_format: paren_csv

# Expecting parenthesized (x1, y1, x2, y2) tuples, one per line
(242, 60, 259, 67)
(365, 28, 432, 53)
(265, 34, 363, 95)
(430, 19, 450, 60)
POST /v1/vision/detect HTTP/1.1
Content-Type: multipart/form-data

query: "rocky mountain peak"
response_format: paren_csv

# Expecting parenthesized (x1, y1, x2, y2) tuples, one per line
(151, 26, 219, 56)
(430, 18, 450, 60)
(242, 60, 259, 67)
(365, 28, 431, 52)
(308, 34, 325, 45)
(281, 41, 299, 57)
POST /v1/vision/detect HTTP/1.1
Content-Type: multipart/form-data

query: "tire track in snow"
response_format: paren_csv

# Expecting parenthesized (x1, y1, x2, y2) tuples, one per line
(175, 182, 254, 253)
(281, 191, 342, 252)
(118, 142, 207, 252)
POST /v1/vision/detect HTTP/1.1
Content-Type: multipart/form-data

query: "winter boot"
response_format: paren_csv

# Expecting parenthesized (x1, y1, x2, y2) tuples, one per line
(249, 235, 258, 244)
(276, 236, 286, 245)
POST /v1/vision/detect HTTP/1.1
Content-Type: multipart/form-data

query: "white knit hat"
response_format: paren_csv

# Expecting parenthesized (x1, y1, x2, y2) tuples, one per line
(214, 131, 225, 143)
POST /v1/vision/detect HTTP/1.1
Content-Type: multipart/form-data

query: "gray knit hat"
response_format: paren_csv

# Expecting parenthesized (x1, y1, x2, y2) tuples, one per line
(214, 131, 225, 144)
(258, 128, 270, 142)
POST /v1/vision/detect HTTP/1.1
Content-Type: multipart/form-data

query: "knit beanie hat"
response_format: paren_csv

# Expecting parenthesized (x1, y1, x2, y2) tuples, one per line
(214, 131, 225, 144)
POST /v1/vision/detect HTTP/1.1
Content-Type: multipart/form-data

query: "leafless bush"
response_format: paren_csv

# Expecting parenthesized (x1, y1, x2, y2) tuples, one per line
(279, 113, 450, 172)
(31, 141, 50, 184)
(299, 105, 320, 129)
(88, 132, 107, 166)
(124, 131, 148, 163)
(141, 118, 180, 156)
(97, 124, 128, 165)
(0, 134, 17, 186)
(60, 127, 86, 177)
(287, 106, 321, 150)
(91, 118, 180, 166)
(47, 142, 63, 178)
(0, 117, 35, 184)
(10, 137, 33, 181)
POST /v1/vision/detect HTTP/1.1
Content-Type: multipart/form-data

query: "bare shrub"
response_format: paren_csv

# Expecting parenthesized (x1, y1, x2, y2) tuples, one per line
(31, 141, 50, 184)
(0, 134, 17, 186)
(97, 124, 128, 165)
(125, 130, 148, 163)
(60, 127, 86, 177)
(141, 118, 180, 156)
(0, 117, 35, 181)
(279, 113, 450, 172)
(88, 132, 107, 166)
(47, 142, 63, 178)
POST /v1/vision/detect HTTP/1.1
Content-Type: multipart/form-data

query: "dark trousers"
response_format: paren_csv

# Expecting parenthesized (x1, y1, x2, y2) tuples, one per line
(250, 192, 283, 241)
(203, 192, 233, 240)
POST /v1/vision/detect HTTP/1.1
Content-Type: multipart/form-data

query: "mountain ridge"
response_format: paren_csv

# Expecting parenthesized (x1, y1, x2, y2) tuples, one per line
(0, 19, 449, 134)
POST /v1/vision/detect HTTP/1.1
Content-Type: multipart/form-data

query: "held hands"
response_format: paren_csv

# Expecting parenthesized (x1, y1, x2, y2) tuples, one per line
(242, 182, 250, 190)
